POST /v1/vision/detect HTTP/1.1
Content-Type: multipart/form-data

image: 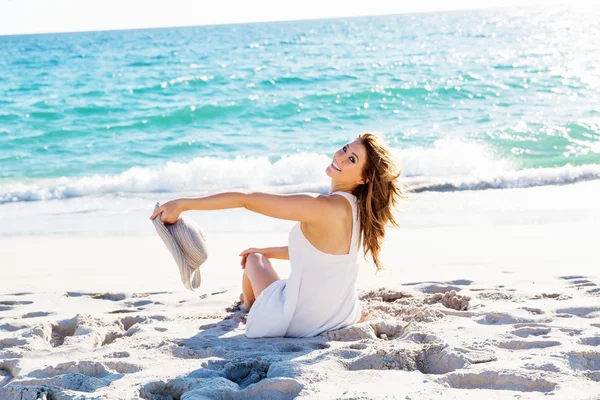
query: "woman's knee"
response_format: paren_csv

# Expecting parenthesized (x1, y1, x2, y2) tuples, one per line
(245, 253, 274, 281)
(245, 252, 266, 267)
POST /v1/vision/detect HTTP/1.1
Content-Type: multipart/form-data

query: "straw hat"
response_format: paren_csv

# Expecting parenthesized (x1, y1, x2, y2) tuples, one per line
(151, 202, 208, 291)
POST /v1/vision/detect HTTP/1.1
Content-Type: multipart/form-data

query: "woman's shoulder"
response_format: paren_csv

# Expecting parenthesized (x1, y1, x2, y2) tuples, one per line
(328, 191, 356, 218)
(292, 191, 355, 227)
(330, 191, 357, 205)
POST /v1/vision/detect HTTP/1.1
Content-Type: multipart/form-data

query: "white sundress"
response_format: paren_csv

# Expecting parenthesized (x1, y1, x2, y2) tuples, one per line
(245, 191, 362, 338)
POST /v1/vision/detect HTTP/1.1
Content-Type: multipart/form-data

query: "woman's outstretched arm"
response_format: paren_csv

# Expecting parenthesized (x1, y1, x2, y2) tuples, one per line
(150, 191, 336, 224)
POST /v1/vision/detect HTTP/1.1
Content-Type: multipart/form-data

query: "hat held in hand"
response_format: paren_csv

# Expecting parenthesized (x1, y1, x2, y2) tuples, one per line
(151, 202, 208, 291)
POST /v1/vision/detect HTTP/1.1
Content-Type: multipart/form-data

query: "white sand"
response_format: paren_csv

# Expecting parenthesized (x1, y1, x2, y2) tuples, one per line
(1, 181, 600, 399)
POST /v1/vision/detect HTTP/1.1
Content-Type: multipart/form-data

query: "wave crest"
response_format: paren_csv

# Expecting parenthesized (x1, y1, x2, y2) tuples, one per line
(1, 140, 600, 204)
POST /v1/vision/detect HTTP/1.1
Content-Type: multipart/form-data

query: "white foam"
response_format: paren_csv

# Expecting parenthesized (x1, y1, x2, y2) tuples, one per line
(1, 140, 600, 204)
(407, 163, 600, 192)
(0, 153, 332, 204)
(396, 138, 517, 178)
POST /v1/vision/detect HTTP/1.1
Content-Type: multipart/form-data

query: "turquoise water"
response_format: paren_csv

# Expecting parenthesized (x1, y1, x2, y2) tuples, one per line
(1, 6, 600, 204)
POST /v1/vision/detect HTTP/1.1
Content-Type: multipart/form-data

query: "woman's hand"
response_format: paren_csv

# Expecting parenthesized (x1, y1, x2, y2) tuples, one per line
(239, 247, 270, 269)
(149, 199, 185, 224)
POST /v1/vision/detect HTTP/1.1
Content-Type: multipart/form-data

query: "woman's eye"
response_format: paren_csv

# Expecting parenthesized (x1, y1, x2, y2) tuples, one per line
(343, 146, 347, 152)
(350, 156, 355, 163)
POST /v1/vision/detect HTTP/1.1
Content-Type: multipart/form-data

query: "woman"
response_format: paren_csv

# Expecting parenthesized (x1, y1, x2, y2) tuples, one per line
(149, 132, 406, 338)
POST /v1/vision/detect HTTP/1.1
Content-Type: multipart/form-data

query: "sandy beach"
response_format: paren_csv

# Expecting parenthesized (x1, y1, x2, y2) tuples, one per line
(1, 181, 599, 399)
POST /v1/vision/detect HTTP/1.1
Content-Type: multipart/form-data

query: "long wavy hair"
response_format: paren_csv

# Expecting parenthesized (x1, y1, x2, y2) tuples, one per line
(352, 133, 408, 272)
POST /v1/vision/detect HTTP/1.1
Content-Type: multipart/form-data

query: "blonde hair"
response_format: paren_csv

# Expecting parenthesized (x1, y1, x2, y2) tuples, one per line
(352, 132, 408, 272)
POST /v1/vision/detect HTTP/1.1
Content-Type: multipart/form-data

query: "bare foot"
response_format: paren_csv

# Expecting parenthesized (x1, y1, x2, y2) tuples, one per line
(239, 293, 250, 312)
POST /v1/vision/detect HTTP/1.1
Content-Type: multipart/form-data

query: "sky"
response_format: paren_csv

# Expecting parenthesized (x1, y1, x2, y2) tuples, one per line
(0, 0, 596, 36)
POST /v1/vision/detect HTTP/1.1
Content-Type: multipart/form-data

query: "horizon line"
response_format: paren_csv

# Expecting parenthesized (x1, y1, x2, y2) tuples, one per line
(0, 4, 546, 38)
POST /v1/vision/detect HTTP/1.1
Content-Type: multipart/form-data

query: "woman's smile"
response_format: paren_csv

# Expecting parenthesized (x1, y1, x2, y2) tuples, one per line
(331, 159, 342, 171)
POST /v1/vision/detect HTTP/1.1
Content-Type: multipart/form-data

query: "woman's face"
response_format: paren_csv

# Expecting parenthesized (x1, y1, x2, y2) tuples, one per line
(325, 138, 368, 185)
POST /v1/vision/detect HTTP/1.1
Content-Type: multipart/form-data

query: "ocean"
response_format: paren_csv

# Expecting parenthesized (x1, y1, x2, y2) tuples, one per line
(1, 6, 599, 236)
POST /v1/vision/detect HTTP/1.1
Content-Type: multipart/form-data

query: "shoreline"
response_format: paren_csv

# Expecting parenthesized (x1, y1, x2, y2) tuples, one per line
(1, 179, 599, 238)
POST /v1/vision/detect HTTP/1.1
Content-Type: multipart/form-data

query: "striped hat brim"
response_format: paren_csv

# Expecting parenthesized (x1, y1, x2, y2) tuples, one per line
(152, 202, 202, 291)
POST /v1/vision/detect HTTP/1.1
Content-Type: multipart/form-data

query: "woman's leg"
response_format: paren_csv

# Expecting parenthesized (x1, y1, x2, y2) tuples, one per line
(241, 269, 256, 309)
(241, 253, 280, 310)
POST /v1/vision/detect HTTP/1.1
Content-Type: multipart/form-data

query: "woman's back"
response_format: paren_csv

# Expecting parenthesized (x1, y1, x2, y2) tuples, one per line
(245, 191, 362, 338)
(286, 191, 362, 337)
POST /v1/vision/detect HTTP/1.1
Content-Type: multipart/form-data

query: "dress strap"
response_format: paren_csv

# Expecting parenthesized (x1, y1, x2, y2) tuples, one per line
(331, 191, 359, 254)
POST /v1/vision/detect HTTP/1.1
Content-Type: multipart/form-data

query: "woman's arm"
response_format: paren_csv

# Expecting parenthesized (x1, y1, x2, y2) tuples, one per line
(262, 246, 289, 260)
(239, 246, 289, 268)
(183, 192, 334, 223)
(150, 191, 336, 224)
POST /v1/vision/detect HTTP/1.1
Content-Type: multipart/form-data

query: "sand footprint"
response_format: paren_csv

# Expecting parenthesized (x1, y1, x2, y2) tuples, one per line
(0, 300, 33, 312)
(530, 292, 572, 300)
(50, 317, 80, 347)
(496, 340, 561, 350)
(346, 344, 422, 372)
(107, 309, 138, 314)
(520, 307, 544, 315)
(119, 315, 148, 332)
(475, 290, 513, 301)
(20, 315, 127, 349)
(559, 327, 584, 336)
(0, 359, 19, 387)
(510, 326, 552, 338)
(560, 275, 600, 296)
(0, 338, 27, 350)
(6, 313, 155, 351)
(29, 360, 140, 378)
(347, 341, 495, 374)
(474, 312, 536, 325)
(439, 370, 557, 392)
(67, 291, 149, 314)
(579, 337, 600, 346)
(217, 358, 272, 389)
(554, 306, 600, 319)
(522, 362, 563, 373)
(403, 279, 473, 294)
(103, 351, 131, 358)
(0, 300, 33, 306)
(9, 360, 141, 393)
(140, 359, 303, 400)
(274, 342, 328, 353)
(326, 319, 410, 341)
(67, 291, 167, 314)
(140, 379, 193, 400)
(0, 322, 29, 332)
(126, 299, 154, 307)
(66, 291, 127, 301)
(22, 311, 53, 319)
(567, 350, 600, 382)
(0, 367, 10, 387)
(103, 315, 155, 345)
(410, 283, 463, 294)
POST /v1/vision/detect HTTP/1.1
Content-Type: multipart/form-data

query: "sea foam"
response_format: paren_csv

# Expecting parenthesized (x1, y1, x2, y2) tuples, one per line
(2, 140, 599, 204)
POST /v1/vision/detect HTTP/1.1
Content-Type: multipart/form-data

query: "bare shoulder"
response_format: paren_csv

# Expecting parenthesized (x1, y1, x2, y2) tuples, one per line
(318, 193, 353, 220)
